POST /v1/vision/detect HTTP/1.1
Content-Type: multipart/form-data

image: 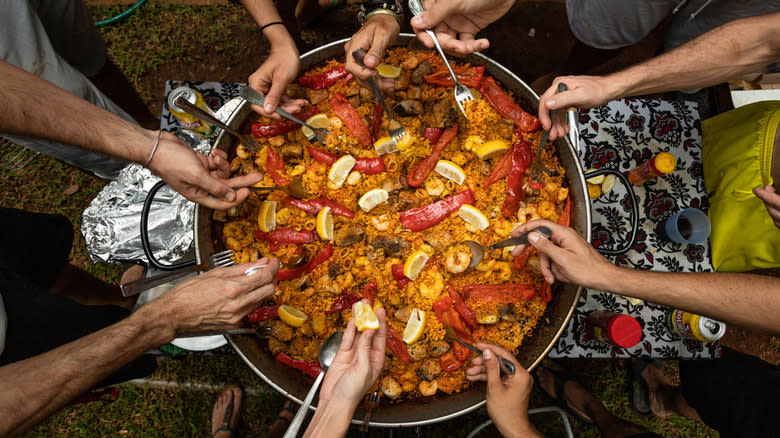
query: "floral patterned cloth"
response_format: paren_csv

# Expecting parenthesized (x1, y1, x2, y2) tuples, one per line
(161, 80, 245, 137)
(549, 99, 721, 359)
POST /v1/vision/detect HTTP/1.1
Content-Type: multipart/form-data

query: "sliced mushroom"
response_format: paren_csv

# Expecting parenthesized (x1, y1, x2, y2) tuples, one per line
(411, 60, 432, 84)
(394, 100, 423, 117)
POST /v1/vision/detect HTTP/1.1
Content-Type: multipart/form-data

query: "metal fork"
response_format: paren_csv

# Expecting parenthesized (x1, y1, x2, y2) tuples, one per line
(120, 249, 236, 297)
(351, 49, 406, 145)
(408, 0, 473, 117)
(240, 86, 331, 144)
(360, 391, 380, 431)
(529, 83, 568, 183)
(174, 97, 262, 152)
(177, 324, 273, 339)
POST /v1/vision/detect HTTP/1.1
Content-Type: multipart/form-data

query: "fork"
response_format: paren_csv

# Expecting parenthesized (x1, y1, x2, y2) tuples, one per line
(239, 86, 331, 144)
(360, 391, 380, 431)
(351, 49, 406, 145)
(177, 324, 273, 339)
(528, 82, 568, 184)
(174, 97, 262, 152)
(408, 0, 473, 117)
(120, 249, 236, 297)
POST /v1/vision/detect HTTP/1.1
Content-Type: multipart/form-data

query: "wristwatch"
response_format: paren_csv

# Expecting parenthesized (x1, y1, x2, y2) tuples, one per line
(358, 0, 404, 26)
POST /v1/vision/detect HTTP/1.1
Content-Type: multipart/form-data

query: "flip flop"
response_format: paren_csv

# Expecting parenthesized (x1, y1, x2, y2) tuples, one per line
(537, 363, 594, 424)
(630, 358, 660, 416)
(212, 386, 243, 438)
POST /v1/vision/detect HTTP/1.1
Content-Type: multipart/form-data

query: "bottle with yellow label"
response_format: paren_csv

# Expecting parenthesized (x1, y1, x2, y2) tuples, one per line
(628, 152, 676, 185)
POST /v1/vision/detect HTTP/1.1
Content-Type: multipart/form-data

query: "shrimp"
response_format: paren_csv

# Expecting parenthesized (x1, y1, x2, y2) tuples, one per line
(289, 164, 306, 176)
(516, 203, 540, 224)
(230, 156, 242, 172)
(492, 261, 513, 282)
(436, 375, 463, 394)
(418, 380, 438, 397)
(236, 144, 251, 159)
(268, 135, 285, 147)
(424, 177, 445, 197)
(449, 151, 469, 167)
(370, 214, 391, 231)
(444, 244, 471, 274)
(380, 376, 402, 399)
(418, 270, 444, 300)
(399, 370, 419, 393)
(537, 200, 556, 220)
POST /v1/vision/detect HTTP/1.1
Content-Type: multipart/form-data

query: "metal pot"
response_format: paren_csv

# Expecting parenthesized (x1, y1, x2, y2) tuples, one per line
(192, 35, 598, 427)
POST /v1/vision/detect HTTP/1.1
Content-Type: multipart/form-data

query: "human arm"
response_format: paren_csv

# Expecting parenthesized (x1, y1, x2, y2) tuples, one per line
(303, 304, 387, 438)
(539, 11, 780, 138)
(239, 0, 307, 118)
(465, 344, 542, 438)
(410, 0, 515, 56)
(753, 185, 780, 229)
(0, 259, 280, 437)
(0, 60, 262, 209)
(344, 14, 400, 88)
(511, 219, 780, 335)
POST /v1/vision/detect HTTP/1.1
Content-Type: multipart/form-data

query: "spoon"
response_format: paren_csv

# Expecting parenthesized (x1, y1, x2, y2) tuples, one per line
(239, 86, 331, 144)
(443, 327, 515, 376)
(462, 226, 553, 268)
(283, 330, 344, 438)
(233, 178, 311, 199)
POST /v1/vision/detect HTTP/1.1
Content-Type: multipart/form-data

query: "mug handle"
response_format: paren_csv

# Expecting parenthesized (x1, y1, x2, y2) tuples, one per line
(583, 169, 639, 256)
(140, 180, 198, 271)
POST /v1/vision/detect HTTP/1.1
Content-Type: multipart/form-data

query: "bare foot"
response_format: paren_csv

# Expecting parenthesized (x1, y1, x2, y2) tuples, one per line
(212, 386, 243, 438)
(535, 360, 596, 423)
(642, 363, 680, 417)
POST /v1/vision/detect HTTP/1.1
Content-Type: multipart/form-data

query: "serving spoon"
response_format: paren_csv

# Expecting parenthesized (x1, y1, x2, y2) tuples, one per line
(462, 226, 553, 268)
(283, 330, 344, 438)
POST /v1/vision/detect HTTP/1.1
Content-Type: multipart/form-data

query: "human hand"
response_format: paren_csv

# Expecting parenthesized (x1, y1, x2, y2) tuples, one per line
(410, 0, 514, 56)
(247, 41, 307, 119)
(344, 14, 399, 90)
(465, 344, 541, 438)
(510, 219, 618, 290)
(155, 258, 280, 333)
(538, 76, 617, 140)
(754, 185, 780, 229)
(319, 303, 387, 410)
(147, 131, 263, 209)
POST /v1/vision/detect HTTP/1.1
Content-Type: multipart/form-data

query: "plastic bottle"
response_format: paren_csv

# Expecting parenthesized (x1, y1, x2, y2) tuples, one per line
(585, 311, 642, 348)
(627, 152, 675, 185)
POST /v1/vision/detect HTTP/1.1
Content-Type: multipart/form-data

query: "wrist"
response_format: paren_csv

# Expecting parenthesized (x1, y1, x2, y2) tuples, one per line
(303, 399, 356, 438)
(264, 24, 295, 48)
(127, 301, 178, 345)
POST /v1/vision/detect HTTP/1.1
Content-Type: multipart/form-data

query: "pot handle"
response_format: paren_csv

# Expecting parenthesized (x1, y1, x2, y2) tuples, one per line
(583, 169, 639, 256)
(140, 180, 198, 271)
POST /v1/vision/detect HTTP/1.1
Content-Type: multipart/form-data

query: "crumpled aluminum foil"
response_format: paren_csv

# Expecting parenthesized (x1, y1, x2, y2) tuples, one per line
(82, 98, 242, 264)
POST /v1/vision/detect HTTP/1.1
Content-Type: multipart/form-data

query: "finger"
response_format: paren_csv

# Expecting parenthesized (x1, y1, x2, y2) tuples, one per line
(528, 230, 570, 264)
(482, 349, 503, 394)
(373, 307, 388, 355)
(413, 29, 434, 48)
(475, 343, 521, 367)
(262, 80, 286, 116)
(466, 372, 487, 382)
(278, 98, 307, 114)
(340, 317, 358, 353)
(227, 172, 264, 188)
(537, 251, 556, 284)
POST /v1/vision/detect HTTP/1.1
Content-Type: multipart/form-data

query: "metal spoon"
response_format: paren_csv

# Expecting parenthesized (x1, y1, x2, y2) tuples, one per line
(239, 86, 331, 144)
(233, 178, 311, 199)
(283, 330, 344, 438)
(462, 226, 553, 268)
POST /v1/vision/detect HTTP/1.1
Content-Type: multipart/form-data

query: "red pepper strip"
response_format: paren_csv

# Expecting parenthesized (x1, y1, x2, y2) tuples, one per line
(407, 125, 458, 187)
(277, 244, 334, 281)
(275, 352, 322, 378)
(400, 189, 475, 232)
(307, 145, 338, 165)
(480, 76, 541, 132)
(251, 107, 320, 138)
(265, 147, 290, 186)
(557, 193, 572, 227)
(353, 157, 386, 174)
(483, 145, 513, 188)
(440, 350, 464, 372)
(361, 281, 378, 305)
(387, 327, 411, 363)
(423, 127, 444, 144)
(255, 228, 320, 245)
(298, 66, 348, 89)
(528, 179, 545, 190)
(327, 291, 362, 314)
(391, 264, 410, 288)
(371, 103, 383, 143)
(463, 284, 537, 303)
(329, 93, 372, 147)
(512, 245, 534, 271)
(432, 297, 472, 341)
(446, 284, 478, 330)
(424, 66, 485, 89)
(541, 281, 552, 302)
(502, 140, 533, 217)
(451, 340, 471, 361)
(247, 305, 278, 323)
(342, 72, 354, 85)
(284, 196, 355, 218)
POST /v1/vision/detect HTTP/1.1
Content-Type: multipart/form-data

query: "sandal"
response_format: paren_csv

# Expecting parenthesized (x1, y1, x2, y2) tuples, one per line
(266, 400, 298, 438)
(536, 362, 593, 424)
(630, 358, 660, 416)
(212, 386, 243, 438)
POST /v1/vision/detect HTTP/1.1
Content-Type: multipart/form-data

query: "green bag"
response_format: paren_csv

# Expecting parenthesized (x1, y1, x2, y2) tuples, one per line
(703, 101, 780, 272)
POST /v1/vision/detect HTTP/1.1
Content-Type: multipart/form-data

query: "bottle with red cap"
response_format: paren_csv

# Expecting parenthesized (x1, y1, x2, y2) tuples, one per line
(585, 311, 643, 348)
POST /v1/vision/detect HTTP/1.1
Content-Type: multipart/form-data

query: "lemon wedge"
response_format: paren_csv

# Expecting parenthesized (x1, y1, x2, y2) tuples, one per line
(601, 174, 617, 194)
(278, 304, 307, 327)
(374, 136, 399, 155)
(403, 250, 429, 281)
(476, 139, 510, 160)
(458, 204, 489, 230)
(434, 160, 466, 185)
(587, 183, 602, 199)
(257, 200, 277, 232)
(376, 64, 402, 79)
(586, 169, 605, 185)
(301, 113, 331, 141)
(328, 154, 356, 187)
(352, 301, 380, 331)
(316, 206, 334, 240)
(358, 188, 389, 212)
(402, 308, 426, 344)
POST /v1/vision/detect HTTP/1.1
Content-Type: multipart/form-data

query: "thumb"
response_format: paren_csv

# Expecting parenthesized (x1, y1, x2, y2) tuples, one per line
(483, 349, 503, 394)
(200, 173, 236, 202)
(263, 81, 284, 115)
(528, 231, 566, 260)
(365, 44, 384, 69)
(411, 1, 450, 30)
